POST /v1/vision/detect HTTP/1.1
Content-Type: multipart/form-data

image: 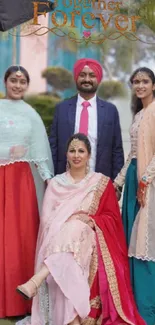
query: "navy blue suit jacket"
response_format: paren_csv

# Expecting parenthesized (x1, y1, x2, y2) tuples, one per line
(49, 95, 124, 180)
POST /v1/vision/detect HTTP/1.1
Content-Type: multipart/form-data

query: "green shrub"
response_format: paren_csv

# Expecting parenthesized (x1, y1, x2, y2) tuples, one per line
(25, 94, 61, 134)
(42, 66, 74, 92)
(98, 80, 127, 100)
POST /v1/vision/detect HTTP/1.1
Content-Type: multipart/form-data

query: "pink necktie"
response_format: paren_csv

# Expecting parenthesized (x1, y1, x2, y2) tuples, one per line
(79, 101, 90, 135)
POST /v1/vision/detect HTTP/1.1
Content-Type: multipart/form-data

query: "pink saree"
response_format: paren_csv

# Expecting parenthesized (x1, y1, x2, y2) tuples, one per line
(17, 172, 145, 325)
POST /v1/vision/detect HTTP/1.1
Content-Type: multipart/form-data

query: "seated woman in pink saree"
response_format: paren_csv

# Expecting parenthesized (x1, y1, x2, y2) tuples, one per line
(16, 133, 145, 325)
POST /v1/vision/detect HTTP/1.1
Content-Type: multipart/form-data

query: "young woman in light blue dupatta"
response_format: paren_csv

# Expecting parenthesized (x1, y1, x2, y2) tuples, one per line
(0, 66, 54, 318)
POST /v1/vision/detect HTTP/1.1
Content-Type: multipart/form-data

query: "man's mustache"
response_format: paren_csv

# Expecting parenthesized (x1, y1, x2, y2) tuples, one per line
(81, 82, 93, 85)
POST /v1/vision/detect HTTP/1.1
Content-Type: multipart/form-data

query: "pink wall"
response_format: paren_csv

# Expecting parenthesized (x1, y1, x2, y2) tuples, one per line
(20, 15, 49, 94)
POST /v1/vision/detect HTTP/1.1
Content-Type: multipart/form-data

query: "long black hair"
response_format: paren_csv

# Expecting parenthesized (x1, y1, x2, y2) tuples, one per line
(130, 67, 155, 116)
(4, 66, 30, 84)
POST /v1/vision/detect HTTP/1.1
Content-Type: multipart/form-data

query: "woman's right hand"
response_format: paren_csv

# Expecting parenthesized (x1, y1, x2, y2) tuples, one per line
(88, 219, 95, 230)
(10, 146, 27, 159)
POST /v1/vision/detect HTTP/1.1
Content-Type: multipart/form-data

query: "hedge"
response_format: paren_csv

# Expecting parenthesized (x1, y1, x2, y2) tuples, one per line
(25, 94, 61, 134)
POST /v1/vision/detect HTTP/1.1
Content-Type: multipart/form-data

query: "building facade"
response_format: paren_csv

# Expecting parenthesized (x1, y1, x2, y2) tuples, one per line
(0, 2, 101, 96)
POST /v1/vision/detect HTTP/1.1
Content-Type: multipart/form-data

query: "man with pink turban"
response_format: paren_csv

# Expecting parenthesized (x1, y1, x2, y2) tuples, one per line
(73, 58, 103, 84)
(49, 58, 124, 195)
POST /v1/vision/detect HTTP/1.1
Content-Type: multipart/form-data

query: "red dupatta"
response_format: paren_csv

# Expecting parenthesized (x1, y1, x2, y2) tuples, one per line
(82, 176, 146, 325)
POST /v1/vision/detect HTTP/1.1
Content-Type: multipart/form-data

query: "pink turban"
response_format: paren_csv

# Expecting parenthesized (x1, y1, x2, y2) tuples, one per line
(73, 58, 103, 83)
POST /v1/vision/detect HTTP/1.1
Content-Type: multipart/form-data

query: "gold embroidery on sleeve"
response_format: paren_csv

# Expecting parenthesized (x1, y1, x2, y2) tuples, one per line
(81, 315, 102, 325)
(81, 317, 96, 325)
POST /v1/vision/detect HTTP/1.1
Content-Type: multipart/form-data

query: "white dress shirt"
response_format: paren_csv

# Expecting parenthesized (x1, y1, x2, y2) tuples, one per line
(74, 94, 97, 171)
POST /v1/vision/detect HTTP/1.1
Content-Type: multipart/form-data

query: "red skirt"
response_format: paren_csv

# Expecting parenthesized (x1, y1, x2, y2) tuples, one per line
(0, 162, 39, 317)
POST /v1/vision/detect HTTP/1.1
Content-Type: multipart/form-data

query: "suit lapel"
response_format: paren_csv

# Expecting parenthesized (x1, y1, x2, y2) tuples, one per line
(68, 95, 78, 135)
(97, 97, 105, 143)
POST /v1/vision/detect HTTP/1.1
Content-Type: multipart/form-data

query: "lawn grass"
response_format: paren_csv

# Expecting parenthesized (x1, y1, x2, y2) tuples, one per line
(0, 317, 23, 325)
(0, 319, 16, 325)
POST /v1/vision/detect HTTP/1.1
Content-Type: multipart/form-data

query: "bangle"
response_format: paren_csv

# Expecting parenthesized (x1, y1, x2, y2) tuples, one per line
(141, 175, 148, 183)
(139, 180, 148, 189)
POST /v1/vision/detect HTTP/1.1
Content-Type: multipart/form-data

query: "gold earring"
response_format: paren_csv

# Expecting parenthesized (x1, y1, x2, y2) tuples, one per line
(66, 161, 70, 171)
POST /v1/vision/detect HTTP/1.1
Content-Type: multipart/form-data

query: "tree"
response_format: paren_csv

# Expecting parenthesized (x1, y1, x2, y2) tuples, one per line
(98, 80, 127, 99)
(42, 66, 74, 95)
(138, 0, 155, 33)
(106, 0, 155, 79)
(52, 0, 155, 82)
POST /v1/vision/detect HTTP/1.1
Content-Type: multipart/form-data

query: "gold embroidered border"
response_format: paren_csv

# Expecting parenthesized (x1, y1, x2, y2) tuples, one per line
(88, 175, 109, 216)
(96, 315, 102, 325)
(79, 175, 109, 288)
(88, 245, 98, 288)
(90, 296, 101, 309)
(81, 314, 102, 325)
(81, 316, 96, 325)
(96, 226, 134, 325)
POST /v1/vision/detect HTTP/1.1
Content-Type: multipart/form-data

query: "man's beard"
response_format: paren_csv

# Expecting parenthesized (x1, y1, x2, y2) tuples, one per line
(77, 82, 98, 94)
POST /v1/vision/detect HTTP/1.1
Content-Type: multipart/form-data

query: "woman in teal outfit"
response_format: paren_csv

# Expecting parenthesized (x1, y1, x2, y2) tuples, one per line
(114, 67, 155, 325)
